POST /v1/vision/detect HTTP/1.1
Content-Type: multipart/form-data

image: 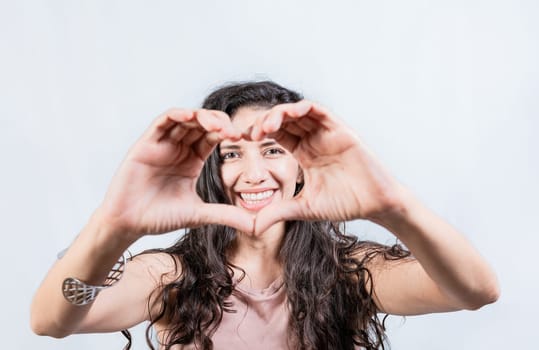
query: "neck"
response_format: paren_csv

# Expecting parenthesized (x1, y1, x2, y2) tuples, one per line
(228, 222, 285, 289)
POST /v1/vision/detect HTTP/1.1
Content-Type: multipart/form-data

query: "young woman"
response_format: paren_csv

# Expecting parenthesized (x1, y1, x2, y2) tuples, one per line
(31, 81, 499, 349)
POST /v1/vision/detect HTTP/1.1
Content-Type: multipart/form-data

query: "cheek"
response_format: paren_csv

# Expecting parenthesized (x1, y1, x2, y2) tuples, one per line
(219, 164, 239, 192)
(273, 158, 300, 192)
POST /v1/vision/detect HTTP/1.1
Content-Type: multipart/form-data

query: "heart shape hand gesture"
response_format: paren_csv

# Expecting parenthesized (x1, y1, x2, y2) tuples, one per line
(98, 102, 405, 240)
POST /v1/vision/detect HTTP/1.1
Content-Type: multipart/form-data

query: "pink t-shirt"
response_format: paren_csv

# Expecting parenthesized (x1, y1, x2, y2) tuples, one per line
(174, 276, 289, 349)
(210, 276, 290, 349)
(172, 277, 363, 349)
(165, 275, 289, 350)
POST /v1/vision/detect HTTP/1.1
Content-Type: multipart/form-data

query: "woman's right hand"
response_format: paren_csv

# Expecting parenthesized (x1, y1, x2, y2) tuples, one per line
(96, 108, 255, 239)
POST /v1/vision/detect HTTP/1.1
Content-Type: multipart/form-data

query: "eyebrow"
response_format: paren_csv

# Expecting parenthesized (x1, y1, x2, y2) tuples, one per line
(220, 140, 277, 151)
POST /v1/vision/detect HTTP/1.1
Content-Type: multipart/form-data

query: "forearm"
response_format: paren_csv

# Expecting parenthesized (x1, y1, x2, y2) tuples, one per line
(30, 209, 136, 337)
(372, 187, 500, 310)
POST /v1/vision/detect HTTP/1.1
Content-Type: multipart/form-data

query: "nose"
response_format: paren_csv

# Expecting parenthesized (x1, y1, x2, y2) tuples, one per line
(241, 154, 269, 185)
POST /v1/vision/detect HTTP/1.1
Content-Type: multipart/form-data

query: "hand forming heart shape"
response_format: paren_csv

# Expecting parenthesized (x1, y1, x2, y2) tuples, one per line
(97, 101, 405, 240)
(248, 101, 405, 234)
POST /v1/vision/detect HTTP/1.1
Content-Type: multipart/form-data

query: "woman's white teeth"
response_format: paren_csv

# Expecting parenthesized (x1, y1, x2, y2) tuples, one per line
(240, 190, 274, 202)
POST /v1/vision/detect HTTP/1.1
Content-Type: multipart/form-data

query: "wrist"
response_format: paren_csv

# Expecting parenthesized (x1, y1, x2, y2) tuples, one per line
(367, 186, 419, 233)
(87, 208, 139, 249)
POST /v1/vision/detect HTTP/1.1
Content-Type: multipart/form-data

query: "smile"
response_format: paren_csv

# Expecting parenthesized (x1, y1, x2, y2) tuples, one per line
(238, 190, 275, 210)
(240, 190, 274, 202)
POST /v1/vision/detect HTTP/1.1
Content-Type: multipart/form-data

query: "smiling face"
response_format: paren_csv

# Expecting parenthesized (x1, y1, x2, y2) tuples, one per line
(219, 107, 300, 212)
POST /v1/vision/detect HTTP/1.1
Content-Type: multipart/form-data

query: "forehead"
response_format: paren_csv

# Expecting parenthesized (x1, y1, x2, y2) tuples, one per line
(230, 106, 269, 130)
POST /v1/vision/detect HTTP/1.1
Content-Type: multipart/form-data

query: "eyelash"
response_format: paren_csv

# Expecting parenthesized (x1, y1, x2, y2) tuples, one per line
(264, 147, 285, 156)
(220, 152, 239, 160)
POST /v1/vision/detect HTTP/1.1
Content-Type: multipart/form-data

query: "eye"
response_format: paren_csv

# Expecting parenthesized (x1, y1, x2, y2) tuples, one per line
(263, 147, 285, 157)
(220, 151, 240, 161)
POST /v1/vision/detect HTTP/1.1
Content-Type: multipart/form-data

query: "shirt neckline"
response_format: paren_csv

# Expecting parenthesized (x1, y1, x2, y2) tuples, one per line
(234, 275, 285, 296)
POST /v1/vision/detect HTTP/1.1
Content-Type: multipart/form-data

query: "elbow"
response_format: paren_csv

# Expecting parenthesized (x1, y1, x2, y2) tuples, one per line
(463, 280, 501, 311)
(30, 313, 72, 339)
(30, 294, 77, 338)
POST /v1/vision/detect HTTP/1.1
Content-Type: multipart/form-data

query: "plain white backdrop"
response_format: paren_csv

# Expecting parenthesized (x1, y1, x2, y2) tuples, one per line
(1, 0, 537, 349)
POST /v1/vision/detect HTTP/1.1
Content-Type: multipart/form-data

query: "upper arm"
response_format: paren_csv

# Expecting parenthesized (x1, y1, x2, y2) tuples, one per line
(362, 254, 463, 316)
(74, 252, 180, 334)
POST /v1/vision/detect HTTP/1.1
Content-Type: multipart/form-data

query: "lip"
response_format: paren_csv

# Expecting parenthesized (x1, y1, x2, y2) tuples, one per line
(236, 187, 275, 193)
(235, 189, 276, 211)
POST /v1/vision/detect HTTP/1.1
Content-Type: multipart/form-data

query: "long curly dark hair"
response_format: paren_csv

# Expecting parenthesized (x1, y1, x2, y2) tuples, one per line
(124, 81, 410, 350)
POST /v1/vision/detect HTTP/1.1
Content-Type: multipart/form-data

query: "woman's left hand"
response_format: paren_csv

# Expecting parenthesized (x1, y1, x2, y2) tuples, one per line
(250, 100, 407, 234)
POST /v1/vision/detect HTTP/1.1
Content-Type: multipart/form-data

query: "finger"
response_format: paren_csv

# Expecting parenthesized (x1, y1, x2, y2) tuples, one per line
(155, 109, 232, 145)
(250, 107, 280, 141)
(254, 199, 303, 235)
(159, 110, 234, 160)
(193, 109, 243, 143)
(146, 109, 196, 142)
(192, 131, 223, 160)
(181, 128, 206, 146)
(194, 109, 226, 134)
(252, 123, 303, 156)
(264, 100, 313, 131)
(290, 116, 318, 133)
(198, 203, 255, 234)
(172, 110, 228, 148)
(191, 110, 236, 158)
(301, 101, 337, 129)
(267, 130, 301, 156)
(275, 122, 307, 139)
(207, 110, 242, 140)
(267, 101, 337, 135)
(251, 101, 316, 141)
(266, 114, 319, 142)
(168, 124, 190, 144)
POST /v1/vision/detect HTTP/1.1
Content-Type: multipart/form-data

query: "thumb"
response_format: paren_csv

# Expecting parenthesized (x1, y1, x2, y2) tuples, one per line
(198, 203, 255, 233)
(254, 199, 302, 235)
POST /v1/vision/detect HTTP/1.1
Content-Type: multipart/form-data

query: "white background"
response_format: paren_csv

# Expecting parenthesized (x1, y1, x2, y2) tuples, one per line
(1, 0, 537, 349)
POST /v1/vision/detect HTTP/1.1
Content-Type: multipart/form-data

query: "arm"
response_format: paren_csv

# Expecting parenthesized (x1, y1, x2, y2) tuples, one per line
(31, 108, 253, 337)
(249, 100, 500, 315)
(30, 214, 176, 336)
(31, 212, 135, 337)
(365, 187, 500, 315)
